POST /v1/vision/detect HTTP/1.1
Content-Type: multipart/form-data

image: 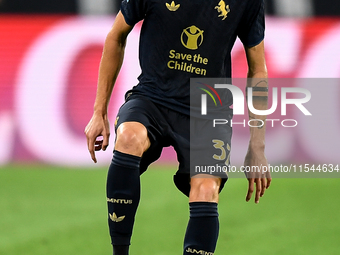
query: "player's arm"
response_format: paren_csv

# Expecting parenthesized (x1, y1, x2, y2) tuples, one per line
(85, 11, 133, 163)
(243, 40, 272, 203)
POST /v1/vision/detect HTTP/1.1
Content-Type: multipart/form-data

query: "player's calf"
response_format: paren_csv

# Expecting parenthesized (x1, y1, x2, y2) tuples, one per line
(183, 202, 219, 255)
(183, 176, 221, 255)
(107, 150, 141, 254)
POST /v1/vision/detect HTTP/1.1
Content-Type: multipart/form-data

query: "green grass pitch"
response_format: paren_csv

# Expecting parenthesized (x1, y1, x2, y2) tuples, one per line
(0, 164, 339, 255)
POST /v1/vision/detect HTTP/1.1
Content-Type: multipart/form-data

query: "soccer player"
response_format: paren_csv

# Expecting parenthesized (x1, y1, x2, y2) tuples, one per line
(85, 0, 272, 254)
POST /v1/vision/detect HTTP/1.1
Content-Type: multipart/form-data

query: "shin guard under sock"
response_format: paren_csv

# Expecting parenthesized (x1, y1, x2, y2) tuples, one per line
(106, 150, 141, 247)
(183, 202, 219, 255)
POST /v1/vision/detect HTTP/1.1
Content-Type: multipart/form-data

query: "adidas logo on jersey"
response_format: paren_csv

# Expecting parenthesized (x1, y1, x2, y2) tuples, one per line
(166, 1, 180, 11)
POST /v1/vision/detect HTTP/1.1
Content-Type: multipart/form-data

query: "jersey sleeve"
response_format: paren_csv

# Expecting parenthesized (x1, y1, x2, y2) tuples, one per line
(237, 0, 265, 47)
(120, 0, 147, 26)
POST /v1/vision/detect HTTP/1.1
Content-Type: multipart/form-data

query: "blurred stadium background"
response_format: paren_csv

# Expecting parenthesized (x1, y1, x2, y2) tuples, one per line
(0, 1, 339, 254)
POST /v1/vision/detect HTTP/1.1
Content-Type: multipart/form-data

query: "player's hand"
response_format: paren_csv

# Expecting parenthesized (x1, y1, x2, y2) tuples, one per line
(84, 113, 110, 163)
(243, 146, 271, 203)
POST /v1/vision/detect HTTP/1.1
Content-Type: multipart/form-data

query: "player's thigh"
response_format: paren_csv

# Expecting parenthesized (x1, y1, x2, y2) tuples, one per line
(173, 116, 231, 197)
(114, 95, 166, 158)
(191, 117, 232, 178)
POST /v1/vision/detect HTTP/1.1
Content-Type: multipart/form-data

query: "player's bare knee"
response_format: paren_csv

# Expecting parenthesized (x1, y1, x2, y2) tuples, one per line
(189, 177, 220, 203)
(115, 122, 150, 156)
(115, 130, 147, 156)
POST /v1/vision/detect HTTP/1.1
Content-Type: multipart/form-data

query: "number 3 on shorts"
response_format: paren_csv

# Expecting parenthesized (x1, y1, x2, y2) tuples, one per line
(212, 139, 231, 166)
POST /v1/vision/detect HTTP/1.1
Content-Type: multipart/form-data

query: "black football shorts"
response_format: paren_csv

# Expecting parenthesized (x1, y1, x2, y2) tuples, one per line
(115, 94, 232, 197)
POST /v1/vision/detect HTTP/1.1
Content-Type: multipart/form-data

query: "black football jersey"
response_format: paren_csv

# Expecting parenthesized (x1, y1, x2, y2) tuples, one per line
(120, 0, 264, 114)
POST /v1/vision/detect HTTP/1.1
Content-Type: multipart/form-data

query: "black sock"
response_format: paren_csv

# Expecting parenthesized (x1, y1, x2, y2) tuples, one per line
(106, 150, 141, 250)
(113, 245, 129, 255)
(183, 202, 219, 255)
